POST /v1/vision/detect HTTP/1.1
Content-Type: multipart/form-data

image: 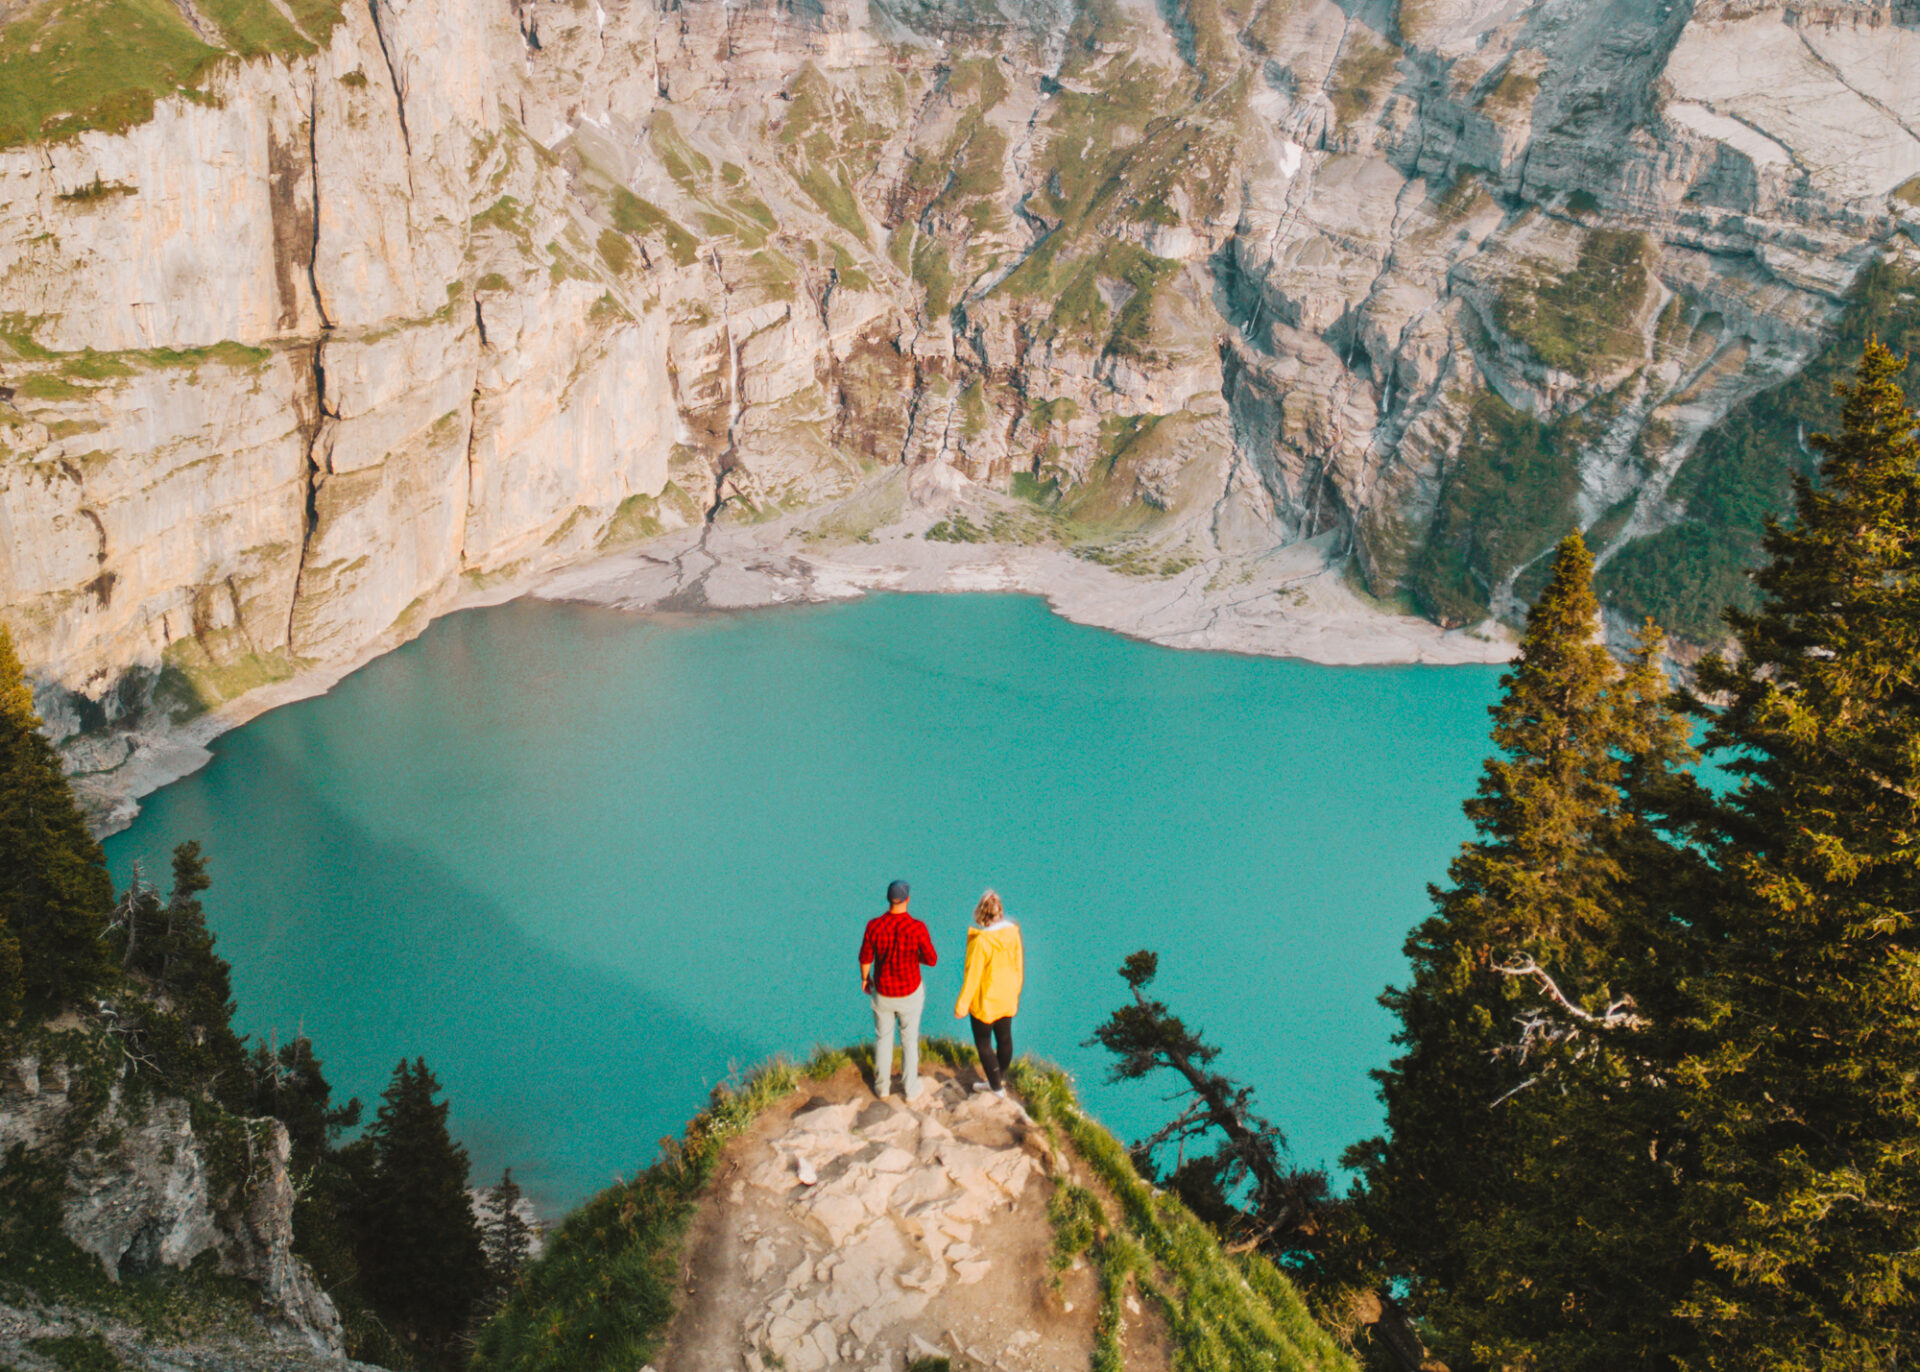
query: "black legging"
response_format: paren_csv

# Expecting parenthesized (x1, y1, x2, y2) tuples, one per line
(970, 1015, 1014, 1090)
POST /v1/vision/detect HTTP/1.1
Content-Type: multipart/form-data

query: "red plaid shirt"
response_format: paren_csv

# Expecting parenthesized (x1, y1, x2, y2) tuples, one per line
(860, 910, 937, 997)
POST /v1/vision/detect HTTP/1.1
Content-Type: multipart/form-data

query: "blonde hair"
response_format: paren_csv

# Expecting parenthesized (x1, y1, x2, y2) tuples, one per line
(973, 890, 1004, 926)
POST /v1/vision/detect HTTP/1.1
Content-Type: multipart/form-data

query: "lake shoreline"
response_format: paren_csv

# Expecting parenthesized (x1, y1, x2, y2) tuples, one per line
(102, 589, 1503, 1208)
(75, 476, 1512, 835)
(539, 495, 1514, 670)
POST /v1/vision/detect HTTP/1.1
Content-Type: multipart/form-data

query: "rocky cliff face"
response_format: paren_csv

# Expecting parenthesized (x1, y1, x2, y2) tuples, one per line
(1, 0, 1917, 769)
(1, 1027, 342, 1351)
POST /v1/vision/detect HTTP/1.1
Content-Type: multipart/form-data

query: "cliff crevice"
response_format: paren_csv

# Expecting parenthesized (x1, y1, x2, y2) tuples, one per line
(1, 0, 1917, 813)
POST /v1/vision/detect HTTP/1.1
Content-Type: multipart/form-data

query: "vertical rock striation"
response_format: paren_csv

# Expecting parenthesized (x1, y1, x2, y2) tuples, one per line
(1, 0, 1917, 774)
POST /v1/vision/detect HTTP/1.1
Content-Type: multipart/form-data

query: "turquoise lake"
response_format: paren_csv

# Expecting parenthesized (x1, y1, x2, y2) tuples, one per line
(103, 593, 1502, 1213)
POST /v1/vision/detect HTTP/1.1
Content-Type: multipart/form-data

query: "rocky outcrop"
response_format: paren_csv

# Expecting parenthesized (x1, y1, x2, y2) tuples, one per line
(1, 1031, 342, 1352)
(663, 1072, 1075, 1372)
(2, 0, 1918, 797)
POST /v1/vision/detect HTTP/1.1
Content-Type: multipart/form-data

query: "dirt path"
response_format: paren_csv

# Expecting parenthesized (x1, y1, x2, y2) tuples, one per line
(656, 1062, 1141, 1372)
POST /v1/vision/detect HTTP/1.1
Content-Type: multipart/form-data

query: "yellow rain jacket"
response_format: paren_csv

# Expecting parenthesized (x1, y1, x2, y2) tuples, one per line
(953, 920, 1024, 1022)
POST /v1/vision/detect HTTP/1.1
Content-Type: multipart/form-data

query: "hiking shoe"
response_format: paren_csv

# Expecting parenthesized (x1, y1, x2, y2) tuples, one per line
(971, 1081, 994, 1094)
(993, 1087, 1009, 1098)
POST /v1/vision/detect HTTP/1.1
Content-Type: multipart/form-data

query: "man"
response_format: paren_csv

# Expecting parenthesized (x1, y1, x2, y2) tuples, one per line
(859, 879, 938, 1100)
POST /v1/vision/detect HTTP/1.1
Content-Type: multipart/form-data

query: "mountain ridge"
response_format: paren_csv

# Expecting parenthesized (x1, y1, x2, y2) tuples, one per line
(1, 0, 1918, 810)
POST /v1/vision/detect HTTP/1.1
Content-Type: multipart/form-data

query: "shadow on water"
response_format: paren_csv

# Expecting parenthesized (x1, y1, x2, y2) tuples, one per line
(107, 735, 764, 1214)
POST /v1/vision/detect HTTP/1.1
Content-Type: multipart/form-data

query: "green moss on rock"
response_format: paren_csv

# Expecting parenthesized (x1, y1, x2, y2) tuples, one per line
(1492, 229, 1655, 379)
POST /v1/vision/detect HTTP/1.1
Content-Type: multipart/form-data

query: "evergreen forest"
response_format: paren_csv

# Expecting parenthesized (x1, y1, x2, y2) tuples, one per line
(1, 338, 1917, 1370)
(0, 621, 531, 1368)
(1101, 339, 1920, 1371)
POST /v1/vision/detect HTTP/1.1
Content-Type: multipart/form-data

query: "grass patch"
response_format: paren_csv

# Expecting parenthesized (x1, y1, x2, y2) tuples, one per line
(1891, 176, 1920, 208)
(924, 513, 987, 543)
(28, 1332, 122, 1371)
(0, 0, 348, 148)
(1049, 1183, 1107, 1270)
(609, 187, 699, 268)
(776, 62, 886, 243)
(1027, 397, 1079, 435)
(159, 639, 296, 707)
(1012, 1061, 1355, 1372)
(796, 164, 868, 243)
(192, 0, 309, 58)
(1492, 228, 1654, 378)
(831, 242, 873, 292)
(276, 0, 349, 43)
(648, 113, 713, 194)
(15, 374, 86, 401)
(1012, 471, 1062, 504)
(598, 493, 668, 548)
(958, 379, 988, 439)
(725, 191, 778, 244)
(1054, 412, 1175, 532)
(1433, 170, 1490, 225)
(597, 229, 634, 276)
(1006, 241, 1179, 359)
(0, 0, 218, 147)
(1479, 64, 1539, 114)
(912, 236, 954, 320)
(1108, 253, 1179, 360)
(743, 248, 799, 301)
(140, 340, 271, 369)
(1327, 33, 1400, 128)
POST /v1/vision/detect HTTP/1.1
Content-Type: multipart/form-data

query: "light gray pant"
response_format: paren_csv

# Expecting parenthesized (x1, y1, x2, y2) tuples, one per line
(871, 984, 925, 1096)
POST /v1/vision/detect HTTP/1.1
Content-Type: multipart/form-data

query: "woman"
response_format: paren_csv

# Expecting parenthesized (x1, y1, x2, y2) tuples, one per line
(953, 890, 1024, 1096)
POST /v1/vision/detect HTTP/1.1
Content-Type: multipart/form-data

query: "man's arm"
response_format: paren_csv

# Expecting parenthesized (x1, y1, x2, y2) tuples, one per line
(859, 924, 876, 992)
(919, 922, 938, 967)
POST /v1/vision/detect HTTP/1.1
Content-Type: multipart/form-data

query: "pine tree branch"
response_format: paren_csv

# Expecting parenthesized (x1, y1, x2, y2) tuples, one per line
(1491, 955, 1651, 1033)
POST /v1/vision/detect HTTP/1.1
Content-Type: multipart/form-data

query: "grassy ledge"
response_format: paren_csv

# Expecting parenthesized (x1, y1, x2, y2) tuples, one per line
(1013, 1061, 1356, 1372)
(473, 1043, 1351, 1372)
(469, 1047, 836, 1372)
(0, 0, 348, 149)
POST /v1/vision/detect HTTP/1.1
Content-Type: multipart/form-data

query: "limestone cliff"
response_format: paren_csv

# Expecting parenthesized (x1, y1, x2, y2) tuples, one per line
(1, 1025, 342, 1353)
(2, 0, 1918, 791)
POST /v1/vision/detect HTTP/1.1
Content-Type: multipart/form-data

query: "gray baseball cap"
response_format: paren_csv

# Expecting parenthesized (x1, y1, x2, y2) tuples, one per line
(887, 879, 910, 903)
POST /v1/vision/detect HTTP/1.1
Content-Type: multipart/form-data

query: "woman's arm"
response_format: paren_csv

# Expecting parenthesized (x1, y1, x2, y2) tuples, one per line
(953, 933, 984, 1019)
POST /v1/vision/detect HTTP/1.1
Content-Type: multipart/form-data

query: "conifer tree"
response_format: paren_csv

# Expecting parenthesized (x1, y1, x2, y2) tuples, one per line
(1678, 338, 1920, 1368)
(108, 841, 249, 1102)
(0, 887, 20, 1026)
(351, 1057, 488, 1367)
(246, 1035, 363, 1170)
(477, 1168, 536, 1312)
(0, 623, 113, 1008)
(1352, 533, 1702, 1369)
(1091, 949, 1330, 1252)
